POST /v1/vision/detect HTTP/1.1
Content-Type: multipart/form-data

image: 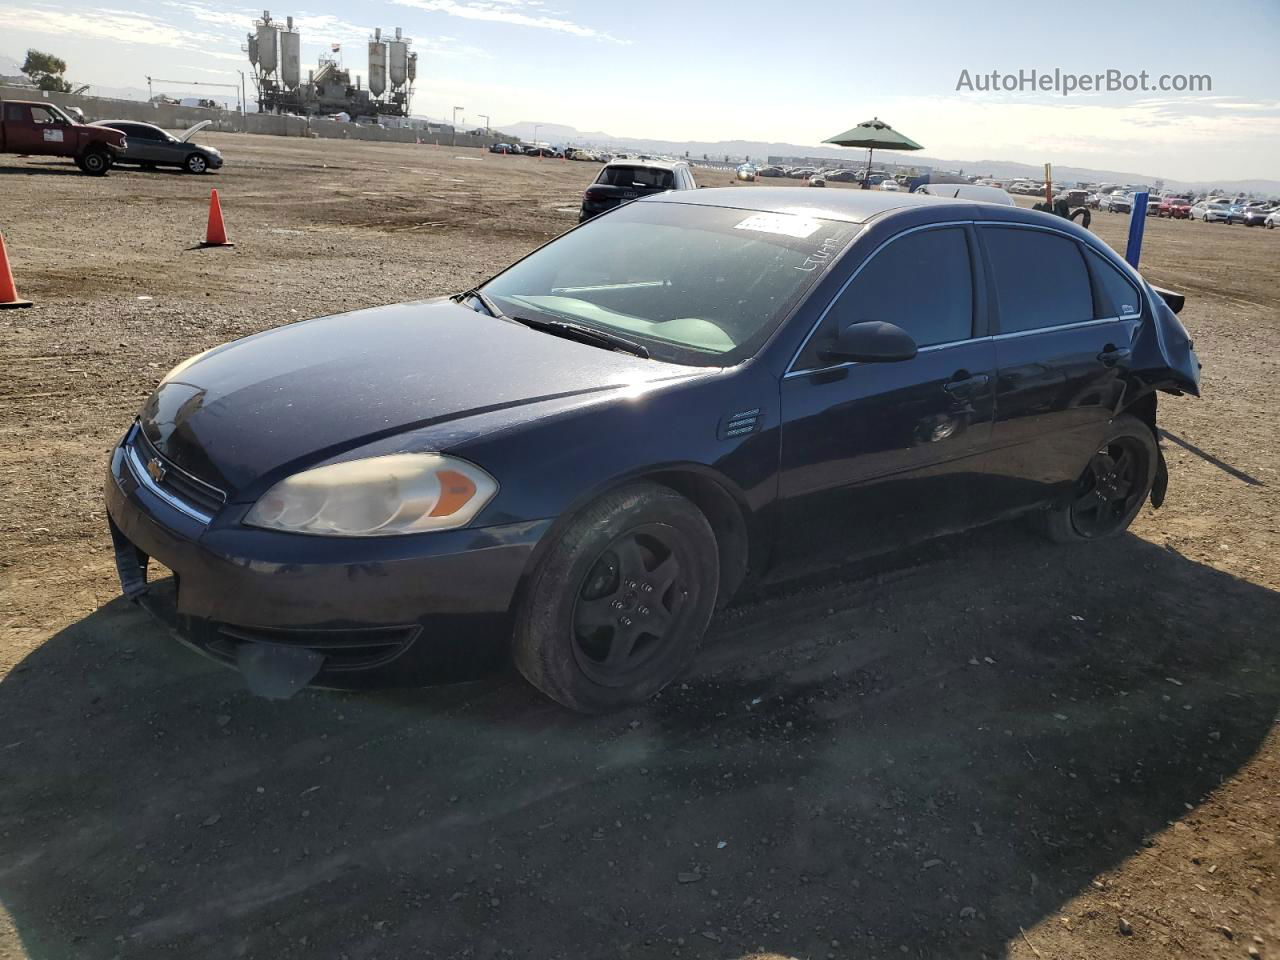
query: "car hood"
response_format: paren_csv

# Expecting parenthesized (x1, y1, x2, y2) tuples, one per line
(179, 120, 213, 143)
(140, 299, 694, 497)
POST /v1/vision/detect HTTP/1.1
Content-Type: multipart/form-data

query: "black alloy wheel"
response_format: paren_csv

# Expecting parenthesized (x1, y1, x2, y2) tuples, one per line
(570, 524, 692, 687)
(1069, 436, 1150, 538)
(512, 482, 720, 712)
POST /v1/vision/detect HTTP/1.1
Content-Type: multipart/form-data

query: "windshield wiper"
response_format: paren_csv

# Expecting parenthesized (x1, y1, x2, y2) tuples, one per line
(455, 288, 649, 358)
(455, 287, 506, 320)
(509, 314, 650, 359)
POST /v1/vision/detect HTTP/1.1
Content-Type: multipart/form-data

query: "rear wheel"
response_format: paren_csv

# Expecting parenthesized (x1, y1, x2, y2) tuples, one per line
(513, 482, 719, 713)
(77, 148, 111, 176)
(1034, 414, 1158, 543)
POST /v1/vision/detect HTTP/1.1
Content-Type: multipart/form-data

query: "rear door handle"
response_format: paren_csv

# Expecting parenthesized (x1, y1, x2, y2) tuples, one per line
(943, 373, 990, 397)
(1097, 346, 1132, 367)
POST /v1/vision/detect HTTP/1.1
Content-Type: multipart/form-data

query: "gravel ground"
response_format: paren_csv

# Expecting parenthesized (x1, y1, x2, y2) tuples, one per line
(0, 134, 1277, 960)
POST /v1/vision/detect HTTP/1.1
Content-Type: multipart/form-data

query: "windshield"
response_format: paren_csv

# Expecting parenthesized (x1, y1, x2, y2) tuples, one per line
(481, 200, 860, 366)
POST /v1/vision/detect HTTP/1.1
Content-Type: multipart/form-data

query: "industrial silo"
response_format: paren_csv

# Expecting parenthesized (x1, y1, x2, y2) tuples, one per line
(407, 51, 417, 84)
(368, 28, 387, 98)
(256, 19, 278, 73)
(388, 27, 408, 89)
(280, 15, 301, 89)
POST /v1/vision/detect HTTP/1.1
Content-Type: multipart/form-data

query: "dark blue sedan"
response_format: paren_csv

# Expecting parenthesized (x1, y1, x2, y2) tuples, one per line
(105, 189, 1200, 711)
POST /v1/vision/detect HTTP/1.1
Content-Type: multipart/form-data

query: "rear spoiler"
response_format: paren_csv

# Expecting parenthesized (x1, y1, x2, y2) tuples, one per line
(1150, 285, 1185, 315)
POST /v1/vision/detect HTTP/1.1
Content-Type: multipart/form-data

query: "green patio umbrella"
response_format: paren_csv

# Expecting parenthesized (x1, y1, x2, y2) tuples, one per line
(823, 118, 924, 187)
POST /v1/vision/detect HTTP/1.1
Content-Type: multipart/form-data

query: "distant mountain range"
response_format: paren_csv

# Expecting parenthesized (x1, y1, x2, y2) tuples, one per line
(500, 120, 1280, 195)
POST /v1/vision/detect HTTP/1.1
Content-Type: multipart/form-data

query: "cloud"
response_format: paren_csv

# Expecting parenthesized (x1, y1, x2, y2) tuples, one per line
(0, 3, 237, 51)
(162, 0, 258, 31)
(389, 0, 626, 43)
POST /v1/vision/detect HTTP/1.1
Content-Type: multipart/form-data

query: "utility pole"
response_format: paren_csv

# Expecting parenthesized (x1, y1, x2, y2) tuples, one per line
(146, 75, 153, 102)
(479, 113, 490, 133)
(533, 123, 541, 160)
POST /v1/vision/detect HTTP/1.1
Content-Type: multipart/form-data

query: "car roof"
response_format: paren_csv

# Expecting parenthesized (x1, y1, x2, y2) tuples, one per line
(642, 185, 979, 223)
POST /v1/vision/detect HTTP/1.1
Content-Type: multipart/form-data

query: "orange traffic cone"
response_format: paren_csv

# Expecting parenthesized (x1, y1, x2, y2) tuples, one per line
(0, 234, 32, 309)
(199, 189, 233, 248)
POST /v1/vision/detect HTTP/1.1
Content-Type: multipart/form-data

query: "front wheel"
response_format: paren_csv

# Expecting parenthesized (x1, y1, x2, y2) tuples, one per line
(513, 482, 720, 713)
(184, 153, 208, 174)
(1034, 414, 1158, 543)
(77, 148, 111, 176)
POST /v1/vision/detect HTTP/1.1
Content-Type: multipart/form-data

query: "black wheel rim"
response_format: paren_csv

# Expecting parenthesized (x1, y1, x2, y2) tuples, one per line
(571, 523, 692, 687)
(1069, 437, 1147, 538)
(86, 155, 104, 172)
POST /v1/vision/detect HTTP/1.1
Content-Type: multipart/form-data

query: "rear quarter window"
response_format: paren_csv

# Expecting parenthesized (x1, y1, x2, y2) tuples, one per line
(1086, 249, 1143, 318)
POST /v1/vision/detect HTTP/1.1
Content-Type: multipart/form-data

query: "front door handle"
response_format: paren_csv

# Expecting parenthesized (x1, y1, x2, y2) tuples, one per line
(943, 373, 990, 397)
(1097, 345, 1132, 367)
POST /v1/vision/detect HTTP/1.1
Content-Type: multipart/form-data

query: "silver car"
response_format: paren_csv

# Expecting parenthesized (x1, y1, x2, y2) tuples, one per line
(90, 120, 223, 174)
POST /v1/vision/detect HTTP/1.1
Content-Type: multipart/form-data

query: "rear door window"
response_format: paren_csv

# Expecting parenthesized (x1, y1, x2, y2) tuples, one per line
(982, 227, 1093, 333)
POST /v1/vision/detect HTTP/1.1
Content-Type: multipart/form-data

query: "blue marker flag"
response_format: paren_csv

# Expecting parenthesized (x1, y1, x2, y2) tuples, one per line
(1125, 192, 1149, 268)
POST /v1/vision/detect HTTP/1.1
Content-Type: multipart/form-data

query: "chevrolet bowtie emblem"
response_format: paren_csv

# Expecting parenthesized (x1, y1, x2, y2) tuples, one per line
(146, 457, 167, 484)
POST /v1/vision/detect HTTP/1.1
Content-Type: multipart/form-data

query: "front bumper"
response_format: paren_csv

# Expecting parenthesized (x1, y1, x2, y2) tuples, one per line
(105, 429, 551, 688)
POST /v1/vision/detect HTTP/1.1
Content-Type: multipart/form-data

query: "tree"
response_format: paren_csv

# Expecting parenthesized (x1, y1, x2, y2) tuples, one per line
(21, 49, 74, 93)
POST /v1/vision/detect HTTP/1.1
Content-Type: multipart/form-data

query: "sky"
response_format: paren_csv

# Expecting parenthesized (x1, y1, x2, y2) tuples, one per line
(1, 0, 1277, 182)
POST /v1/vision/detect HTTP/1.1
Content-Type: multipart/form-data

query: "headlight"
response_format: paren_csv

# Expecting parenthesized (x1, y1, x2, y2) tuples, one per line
(244, 453, 498, 537)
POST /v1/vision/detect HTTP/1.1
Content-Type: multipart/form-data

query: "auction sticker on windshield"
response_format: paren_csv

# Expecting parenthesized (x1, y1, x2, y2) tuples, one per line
(734, 212, 822, 239)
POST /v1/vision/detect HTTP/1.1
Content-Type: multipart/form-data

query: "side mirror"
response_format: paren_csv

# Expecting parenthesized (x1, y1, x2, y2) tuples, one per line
(820, 321, 918, 363)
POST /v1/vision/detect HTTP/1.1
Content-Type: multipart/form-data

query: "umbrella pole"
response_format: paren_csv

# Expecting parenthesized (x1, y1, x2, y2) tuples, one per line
(863, 147, 874, 189)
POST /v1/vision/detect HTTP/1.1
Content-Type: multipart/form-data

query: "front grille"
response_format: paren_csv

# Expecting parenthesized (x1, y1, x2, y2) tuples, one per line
(206, 623, 420, 672)
(126, 426, 226, 522)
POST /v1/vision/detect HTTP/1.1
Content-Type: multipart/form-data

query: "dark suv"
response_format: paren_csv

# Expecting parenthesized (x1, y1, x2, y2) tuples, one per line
(579, 159, 695, 222)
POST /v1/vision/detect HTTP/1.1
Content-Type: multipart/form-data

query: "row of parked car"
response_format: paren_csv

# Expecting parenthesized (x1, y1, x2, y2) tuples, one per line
(751, 164, 900, 185)
(489, 142, 620, 162)
(1090, 191, 1280, 227)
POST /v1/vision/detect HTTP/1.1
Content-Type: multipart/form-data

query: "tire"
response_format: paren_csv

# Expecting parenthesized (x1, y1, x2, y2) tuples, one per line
(513, 482, 720, 713)
(1033, 414, 1158, 543)
(78, 148, 111, 176)
(184, 153, 208, 174)
(1069, 207, 1092, 230)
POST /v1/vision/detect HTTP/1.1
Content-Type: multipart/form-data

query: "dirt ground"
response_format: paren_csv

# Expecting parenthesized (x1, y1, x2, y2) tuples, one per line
(0, 134, 1276, 960)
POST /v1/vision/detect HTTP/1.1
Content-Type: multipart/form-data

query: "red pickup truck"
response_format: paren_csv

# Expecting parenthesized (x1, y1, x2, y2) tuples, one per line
(1, 99, 126, 175)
